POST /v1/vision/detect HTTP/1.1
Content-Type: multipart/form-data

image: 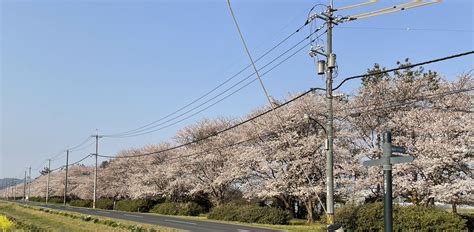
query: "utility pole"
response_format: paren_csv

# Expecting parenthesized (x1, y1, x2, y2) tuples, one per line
(23, 171, 27, 201)
(5, 179, 9, 200)
(28, 166, 31, 201)
(325, 2, 335, 224)
(64, 150, 69, 206)
(309, 1, 337, 224)
(13, 179, 16, 200)
(92, 134, 101, 209)
(10, 179, 14, 200)
(383, 133, 393, 231)
(46, 159, 51, 204)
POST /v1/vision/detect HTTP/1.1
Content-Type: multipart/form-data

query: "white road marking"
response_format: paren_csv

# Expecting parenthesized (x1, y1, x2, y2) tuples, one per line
(164, 219, 197, 225)
(123, 214, 143, 218)
(237, 230, 250, 232)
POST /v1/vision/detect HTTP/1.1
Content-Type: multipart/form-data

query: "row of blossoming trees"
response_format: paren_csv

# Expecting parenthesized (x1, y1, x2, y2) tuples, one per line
(7, 64, 473, 222)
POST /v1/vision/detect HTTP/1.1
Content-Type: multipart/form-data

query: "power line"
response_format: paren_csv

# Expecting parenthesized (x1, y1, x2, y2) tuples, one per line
(337, 26, 474, 33)
(51, 154, 91, 172)
(332, 51, 474, 91)
(69, 141, 95, 152)
(104, 16, 314, 138)
(96, 50, 473, 159)
(105, 29, 327, 138)
(22, 51, 474, 175)
(98, 87, 324, 158)
(97, 121, 309, 160)
(342, 88, 473, 117)
(67, 136, 93, 151)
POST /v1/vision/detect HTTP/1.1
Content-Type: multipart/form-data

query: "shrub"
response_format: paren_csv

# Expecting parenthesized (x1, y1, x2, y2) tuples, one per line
(96, 199, 114, 210)
(208, 204, 290, 225)
(207, 204, 240, 221)
(116, 199, 153, 212)
(330, 202, 467, 231)
(354, 202, 386, 230)
(151, 202, 205, 216)
(28, 196, 44, 202)
(69, 199, 92, 208)
(48, 197, 64, 204)
(257, 207, 291, 225)
(394, 205, 467, 231)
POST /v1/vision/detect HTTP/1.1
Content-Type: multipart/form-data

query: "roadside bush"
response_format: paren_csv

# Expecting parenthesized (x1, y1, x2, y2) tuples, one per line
(354, 202, 386, 230)
(329, 202, 467, 231)
(116, 199, 153, 212)
(48, 197, 63, 204)
(96, 199, 114, 210)
(207, 204, 240, 221)
(69, 199, 92, 208)
(323, 203, 359, 230)
(28, 196, 44, 202)
(395, 205, 467, 231)
(150, 202, 205, 216)
(208, 204, 290, 225)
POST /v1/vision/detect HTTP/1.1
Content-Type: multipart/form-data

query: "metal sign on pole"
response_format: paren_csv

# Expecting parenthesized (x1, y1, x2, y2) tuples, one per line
(362, 130, 414, 232)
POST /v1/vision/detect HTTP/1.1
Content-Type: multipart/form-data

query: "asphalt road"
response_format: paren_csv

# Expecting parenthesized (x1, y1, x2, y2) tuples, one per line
(18, 201, 281, 232)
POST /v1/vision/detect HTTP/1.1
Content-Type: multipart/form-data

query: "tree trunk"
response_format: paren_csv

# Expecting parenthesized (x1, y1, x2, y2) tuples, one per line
(429, 197, 435, 207)
(423, 197, 434, 207)
(275, 195, 294, 218)
(452, 202, 457, 214)
(305, 199, 315, 224)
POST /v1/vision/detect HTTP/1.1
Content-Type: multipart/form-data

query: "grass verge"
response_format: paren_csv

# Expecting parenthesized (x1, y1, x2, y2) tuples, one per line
(0, 201, 179, 232)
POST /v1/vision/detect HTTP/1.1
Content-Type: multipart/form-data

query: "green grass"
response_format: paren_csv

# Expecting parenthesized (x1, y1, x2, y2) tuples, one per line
(0, 201, 180, 232)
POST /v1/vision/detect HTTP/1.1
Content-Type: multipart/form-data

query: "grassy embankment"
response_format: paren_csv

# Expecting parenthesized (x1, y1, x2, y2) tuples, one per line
(0, 201, 179, 232)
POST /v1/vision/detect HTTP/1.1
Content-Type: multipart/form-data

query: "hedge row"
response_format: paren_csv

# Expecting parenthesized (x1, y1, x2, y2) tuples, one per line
(208, 204, 290, 225)
(69, 199, 92, 208)
(116, 199, 155, 212)
(150, 202, 204, 216)
(96, 199, 115, 210)
(325, 202, 467, 231)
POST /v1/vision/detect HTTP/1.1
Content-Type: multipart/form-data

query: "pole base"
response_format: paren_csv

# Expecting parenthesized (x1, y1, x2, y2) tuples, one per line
(326, 214, 335, 224)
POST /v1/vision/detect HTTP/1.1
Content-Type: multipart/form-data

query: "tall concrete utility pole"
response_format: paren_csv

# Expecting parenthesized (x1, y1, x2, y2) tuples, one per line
(308, 2, 337, 224)
(23, 171, 27, 201)
(325, 2, 335, 224)
(10, 179, 14, 200)
(5, 180, 9, 200)
(13, 179, 16, 200)
(64, 150, 69, 206)
(92, 134, 102, 209)
(46, 159, 51, 204)
(28, 166, 31, 201)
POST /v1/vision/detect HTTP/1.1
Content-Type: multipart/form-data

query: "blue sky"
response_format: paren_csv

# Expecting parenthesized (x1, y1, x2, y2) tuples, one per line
(1, 0, 473, 179)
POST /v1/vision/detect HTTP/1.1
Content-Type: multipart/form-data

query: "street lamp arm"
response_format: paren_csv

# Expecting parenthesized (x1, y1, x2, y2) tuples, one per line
(303, 114, 328, 135)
